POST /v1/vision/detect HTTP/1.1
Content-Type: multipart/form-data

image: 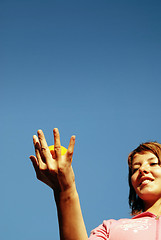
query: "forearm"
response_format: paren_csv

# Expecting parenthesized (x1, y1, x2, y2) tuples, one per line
(54, 185, 88, 240)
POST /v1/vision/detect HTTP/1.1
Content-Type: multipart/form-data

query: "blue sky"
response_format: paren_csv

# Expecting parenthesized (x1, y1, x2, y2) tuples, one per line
(1, 0, 161, 239)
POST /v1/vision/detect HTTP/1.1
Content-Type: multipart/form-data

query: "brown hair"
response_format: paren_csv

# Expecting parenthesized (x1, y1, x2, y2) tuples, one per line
(128, 142, 161, 215)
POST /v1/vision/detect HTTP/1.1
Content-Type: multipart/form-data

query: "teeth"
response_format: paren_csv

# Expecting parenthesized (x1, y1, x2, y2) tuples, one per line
(141, 180, 151, 185)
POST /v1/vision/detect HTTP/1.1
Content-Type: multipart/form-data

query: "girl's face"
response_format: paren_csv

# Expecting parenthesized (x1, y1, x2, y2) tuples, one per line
(131, 151, 161, 203)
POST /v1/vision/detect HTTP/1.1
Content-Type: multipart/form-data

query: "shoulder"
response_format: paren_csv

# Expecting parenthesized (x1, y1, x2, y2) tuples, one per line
(89, 213, 155, 239)
(89, 218, 130, 239)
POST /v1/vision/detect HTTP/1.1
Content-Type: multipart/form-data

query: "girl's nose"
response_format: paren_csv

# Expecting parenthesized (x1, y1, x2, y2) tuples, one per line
(139, 165, 150, 175)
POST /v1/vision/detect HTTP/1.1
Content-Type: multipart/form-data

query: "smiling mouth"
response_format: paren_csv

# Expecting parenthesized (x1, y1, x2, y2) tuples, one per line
(139, 179, 154, 186)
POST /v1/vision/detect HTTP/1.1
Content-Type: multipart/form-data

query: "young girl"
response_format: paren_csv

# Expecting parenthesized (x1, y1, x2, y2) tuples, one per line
(30, 128, 161, 240)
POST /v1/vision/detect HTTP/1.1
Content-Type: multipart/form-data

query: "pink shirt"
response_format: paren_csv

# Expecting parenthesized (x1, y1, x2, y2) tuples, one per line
(89, 212, 161, 240)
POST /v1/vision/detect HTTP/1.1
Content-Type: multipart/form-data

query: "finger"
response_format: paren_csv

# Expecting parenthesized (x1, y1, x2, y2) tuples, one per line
(66, 135, 75, 163)
(30, 155, 39, 171)
(30, 155, 48, 182)
(29, 155, 42, 179)
(53, 128, 61, 161)
(33, 134, 47, 170)
(50, 150, 56, 159)
(37, 130, 53, 168)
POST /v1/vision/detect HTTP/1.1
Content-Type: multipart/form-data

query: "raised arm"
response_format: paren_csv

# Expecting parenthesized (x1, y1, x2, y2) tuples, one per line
(30, 128, 88, 240)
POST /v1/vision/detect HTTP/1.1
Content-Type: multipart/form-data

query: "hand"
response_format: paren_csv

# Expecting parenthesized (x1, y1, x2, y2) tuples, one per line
(30, 128, 76, 193)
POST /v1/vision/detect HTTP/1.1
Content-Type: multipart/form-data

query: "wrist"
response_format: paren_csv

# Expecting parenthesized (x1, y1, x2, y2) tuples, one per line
(54, 183, 78, 204)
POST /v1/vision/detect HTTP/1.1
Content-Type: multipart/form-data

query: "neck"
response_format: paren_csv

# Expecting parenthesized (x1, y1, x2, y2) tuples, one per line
(144, 198, 161, 216)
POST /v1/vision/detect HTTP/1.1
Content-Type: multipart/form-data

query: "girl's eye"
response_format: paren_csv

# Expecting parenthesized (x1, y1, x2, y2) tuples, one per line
(132, 168, 138, 174)
(150, 162, 158, 166)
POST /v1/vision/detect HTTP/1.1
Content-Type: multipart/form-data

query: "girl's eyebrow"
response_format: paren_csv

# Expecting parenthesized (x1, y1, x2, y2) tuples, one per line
(147, 157, 157, 161)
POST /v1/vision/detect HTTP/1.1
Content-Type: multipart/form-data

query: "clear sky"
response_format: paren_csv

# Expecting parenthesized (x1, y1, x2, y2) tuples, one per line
(1, 0, 161, 239)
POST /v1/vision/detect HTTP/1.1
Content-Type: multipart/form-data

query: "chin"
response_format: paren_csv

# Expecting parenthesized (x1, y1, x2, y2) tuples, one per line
(138, 191, 160, 203)
(137, 189, 155, 200)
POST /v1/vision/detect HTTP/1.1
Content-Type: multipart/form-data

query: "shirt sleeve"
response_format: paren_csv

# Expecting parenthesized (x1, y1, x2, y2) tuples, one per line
(88, 220, 110, 240)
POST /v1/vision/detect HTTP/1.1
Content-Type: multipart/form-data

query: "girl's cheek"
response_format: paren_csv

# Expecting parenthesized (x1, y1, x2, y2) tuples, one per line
(155, 166, 161, 172)
(131, 176, 136, 188)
